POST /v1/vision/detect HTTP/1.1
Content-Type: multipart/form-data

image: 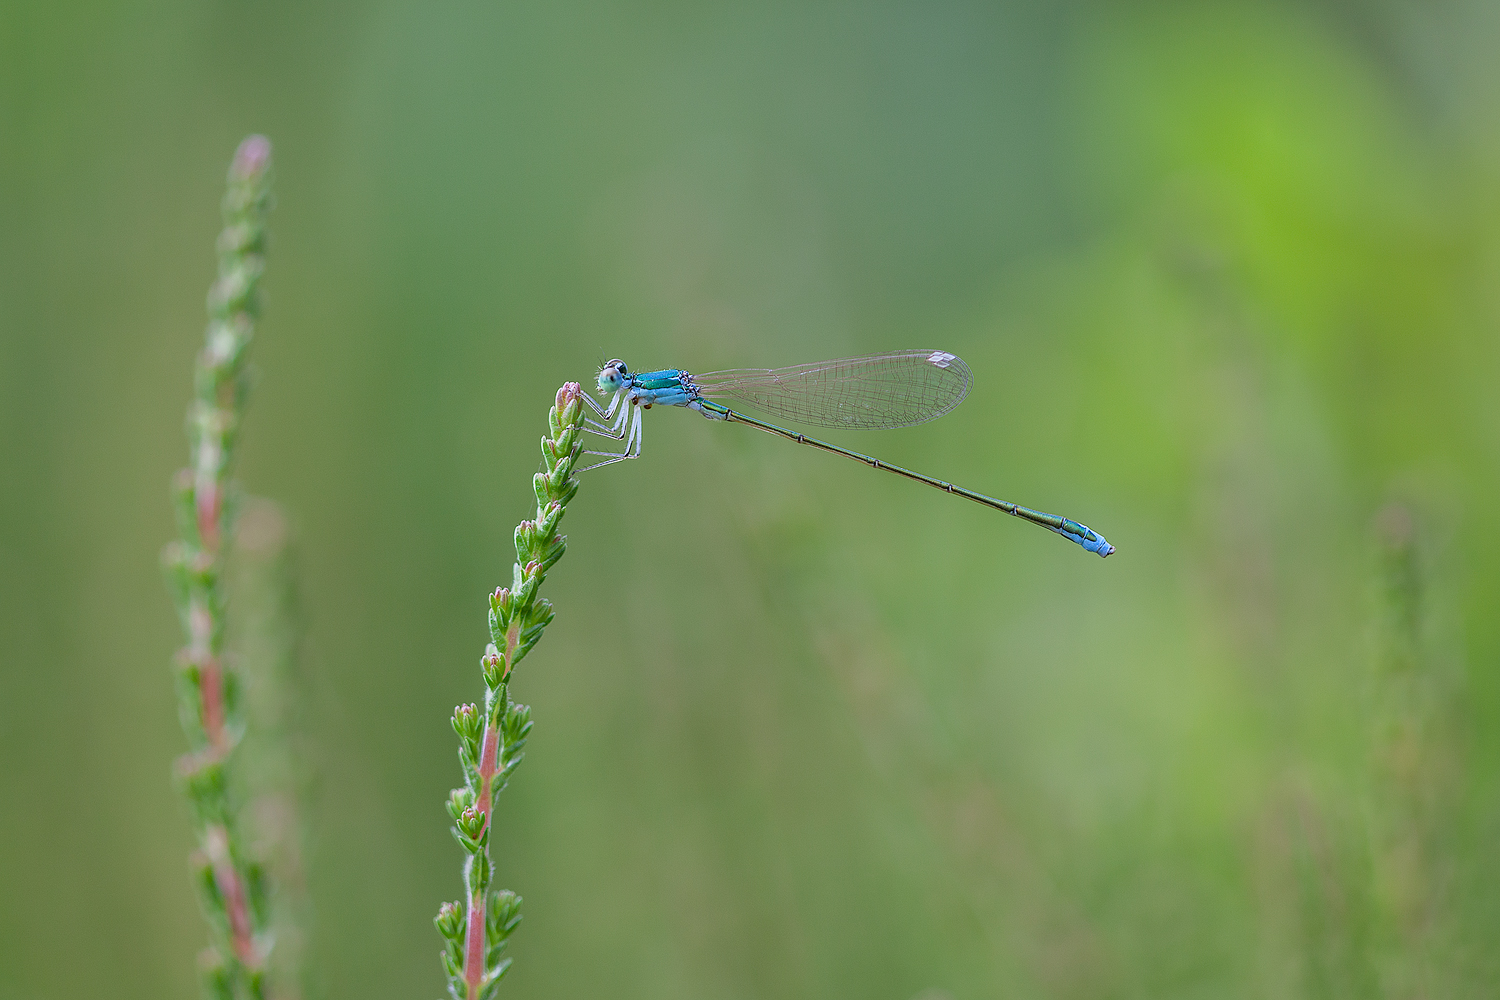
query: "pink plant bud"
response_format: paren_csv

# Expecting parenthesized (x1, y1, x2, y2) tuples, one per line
(231, 135, 272, 183)
(436, 900, 463, 937)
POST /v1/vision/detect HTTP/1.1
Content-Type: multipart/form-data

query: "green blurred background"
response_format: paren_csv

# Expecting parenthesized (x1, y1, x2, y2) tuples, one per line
(4, 1, 1500, 997)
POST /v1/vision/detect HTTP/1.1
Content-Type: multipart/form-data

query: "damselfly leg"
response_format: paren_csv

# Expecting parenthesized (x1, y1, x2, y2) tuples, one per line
(579, 390, 629, 438)
(577, 401, 643, 472)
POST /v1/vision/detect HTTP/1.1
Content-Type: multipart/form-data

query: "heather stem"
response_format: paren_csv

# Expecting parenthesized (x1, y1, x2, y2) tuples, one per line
(465, 722, 502, 997)
(437, 383, 584, 999)
(163, 134, 275, 1000)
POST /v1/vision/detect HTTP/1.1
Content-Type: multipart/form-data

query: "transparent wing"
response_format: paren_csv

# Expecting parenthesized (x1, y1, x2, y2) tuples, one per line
(692, 350, 971, 429)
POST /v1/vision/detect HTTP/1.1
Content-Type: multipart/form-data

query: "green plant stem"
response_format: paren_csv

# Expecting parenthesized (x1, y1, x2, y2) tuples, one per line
(437, 382, 585, 1000)
(163, 134, 275, 1000)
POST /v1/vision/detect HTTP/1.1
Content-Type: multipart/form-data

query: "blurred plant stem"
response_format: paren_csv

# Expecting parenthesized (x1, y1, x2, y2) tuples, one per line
(436, 383, 586, 1000)
(1366, 503, 1459, 998)
(229, 499, 310, 999)
(161, 135, 277, 1000)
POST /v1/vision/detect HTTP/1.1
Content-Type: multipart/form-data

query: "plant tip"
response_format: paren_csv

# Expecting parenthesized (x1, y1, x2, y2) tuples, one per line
(231, 135, 272, 181)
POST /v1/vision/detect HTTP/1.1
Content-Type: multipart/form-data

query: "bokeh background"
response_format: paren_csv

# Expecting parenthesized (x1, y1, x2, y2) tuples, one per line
(4, 1, 1500, 997)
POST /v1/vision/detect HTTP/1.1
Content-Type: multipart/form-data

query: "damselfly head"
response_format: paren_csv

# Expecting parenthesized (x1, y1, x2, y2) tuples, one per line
(597, 359, 630, 393)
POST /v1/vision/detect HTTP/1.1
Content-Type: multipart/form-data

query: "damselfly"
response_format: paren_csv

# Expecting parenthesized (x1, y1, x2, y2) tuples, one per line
(577, 350, 1114, 557)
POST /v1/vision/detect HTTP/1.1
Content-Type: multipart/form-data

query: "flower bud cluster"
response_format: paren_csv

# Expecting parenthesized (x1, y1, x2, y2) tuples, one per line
(455, 806, 488, 853)
(436, 899, 468, 983)
(453, 702, 483, 769)
(437, 382, 584, 999)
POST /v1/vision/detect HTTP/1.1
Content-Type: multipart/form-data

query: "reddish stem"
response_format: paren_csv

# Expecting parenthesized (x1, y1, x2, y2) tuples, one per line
(203, 823, 260, 975)
(463, 885, 487, 998)
(200, 661, 225, 747)
(189, 597, 227, 750)
(188, 495, 258, 971)
(465, 721, 502, 996)
(208, 825, 257, 963)
(196, 477, 221, 553)
(476, 722, 501, 835)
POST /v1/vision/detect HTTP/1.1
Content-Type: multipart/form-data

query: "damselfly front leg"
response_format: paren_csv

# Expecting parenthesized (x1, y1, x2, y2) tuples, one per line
(580, 389, 629, 438)
(577, 401, 644, 472)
